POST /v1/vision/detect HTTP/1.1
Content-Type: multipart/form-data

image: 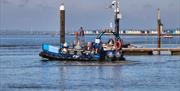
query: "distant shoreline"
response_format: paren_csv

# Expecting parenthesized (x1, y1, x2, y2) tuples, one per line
(1, 34, 180, 36)
(68, 33, 180, 36)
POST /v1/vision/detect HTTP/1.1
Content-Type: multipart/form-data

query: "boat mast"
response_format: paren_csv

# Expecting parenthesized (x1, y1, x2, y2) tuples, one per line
(112, 0, 121, 37)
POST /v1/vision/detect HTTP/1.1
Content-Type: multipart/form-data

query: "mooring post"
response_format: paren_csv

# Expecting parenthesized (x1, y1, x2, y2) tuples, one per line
(157, 8, 162, 55)
(60, 4, 65, 44)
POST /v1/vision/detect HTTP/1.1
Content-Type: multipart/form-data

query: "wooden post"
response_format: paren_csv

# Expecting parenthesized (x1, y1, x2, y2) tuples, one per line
(60, 4, 65, 44)
(157, 8, 161, 55)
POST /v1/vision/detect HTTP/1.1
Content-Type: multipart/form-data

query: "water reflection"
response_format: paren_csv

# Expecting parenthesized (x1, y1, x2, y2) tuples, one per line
(1, 55, 180, 91)
(56, 65, 124, 91)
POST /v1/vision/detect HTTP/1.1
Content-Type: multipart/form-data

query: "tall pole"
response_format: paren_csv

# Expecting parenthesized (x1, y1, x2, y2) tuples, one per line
(157, 8, 161, 55)
(112, 0, 125, 61)
(60, 4, 65, 44)
(114, 0, 121, 37)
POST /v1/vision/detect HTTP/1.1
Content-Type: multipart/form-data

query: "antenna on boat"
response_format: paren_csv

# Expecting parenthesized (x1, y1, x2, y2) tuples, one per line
(111, 0, 122, 37)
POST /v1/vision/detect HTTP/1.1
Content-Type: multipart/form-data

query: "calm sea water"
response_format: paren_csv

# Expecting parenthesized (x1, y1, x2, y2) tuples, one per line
(0, 35, 180, 91)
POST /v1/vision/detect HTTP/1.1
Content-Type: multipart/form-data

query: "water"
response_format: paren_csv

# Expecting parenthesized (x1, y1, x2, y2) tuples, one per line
(0, 35, 180, 91)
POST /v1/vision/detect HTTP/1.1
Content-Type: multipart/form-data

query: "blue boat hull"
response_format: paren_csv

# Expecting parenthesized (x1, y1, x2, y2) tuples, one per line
(39, 44, 100, 61)
(39, 44, 125, 61)
(39, 51, 100, 61)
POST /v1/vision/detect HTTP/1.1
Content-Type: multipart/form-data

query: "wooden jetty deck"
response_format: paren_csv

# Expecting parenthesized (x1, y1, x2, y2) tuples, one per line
(122, 48, 180, 55)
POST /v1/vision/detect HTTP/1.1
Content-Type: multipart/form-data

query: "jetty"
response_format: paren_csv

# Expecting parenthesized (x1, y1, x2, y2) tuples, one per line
(122, 48, 180, 55)
(122, 8, 180, 55)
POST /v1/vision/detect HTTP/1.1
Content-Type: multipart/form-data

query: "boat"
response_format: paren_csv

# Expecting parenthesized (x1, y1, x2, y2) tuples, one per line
(39, 31, 125, 61)
(39, 1, 126, 61)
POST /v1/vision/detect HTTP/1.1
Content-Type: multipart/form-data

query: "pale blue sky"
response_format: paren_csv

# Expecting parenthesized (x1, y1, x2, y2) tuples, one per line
(0, 0, 179, 32)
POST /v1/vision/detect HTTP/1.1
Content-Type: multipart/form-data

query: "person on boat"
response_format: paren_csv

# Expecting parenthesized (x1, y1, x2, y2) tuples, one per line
(90, 42, 96, 54)
(74, 41, 82, 50)
(106, 38, 116, 50)
(83, 42, 93, 55)
(61, 42, 69, 54)
(74, 32, 79, 44)
(79, 27, 84, 36)
(79, 27, 86, 48)
(108, 38, 115, 46)
(69, 42, 74, 49)
(94, 43, 101, 54)
(99, 46, 106, 62)
(86, 42, 92, 50)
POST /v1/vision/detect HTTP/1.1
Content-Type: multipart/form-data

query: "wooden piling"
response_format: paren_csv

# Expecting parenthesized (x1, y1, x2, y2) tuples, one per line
(60, 4, 65, 44)
(157, 8, 162, 55)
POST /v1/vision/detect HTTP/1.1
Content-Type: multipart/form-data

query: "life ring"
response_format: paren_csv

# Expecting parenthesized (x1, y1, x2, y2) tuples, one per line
(115, 41, 122, 50)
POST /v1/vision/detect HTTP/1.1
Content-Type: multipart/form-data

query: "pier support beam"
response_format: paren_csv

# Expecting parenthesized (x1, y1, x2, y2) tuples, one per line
(171, 51, 180, 55)
(60, 4, 65, 44)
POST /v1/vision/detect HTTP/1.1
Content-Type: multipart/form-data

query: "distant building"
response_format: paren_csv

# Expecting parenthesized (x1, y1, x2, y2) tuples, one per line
(69, 28, 180, 35)
(96, 30, 99, 34)
(120, 30, 124, 34)
(151, 30, 158, 34)
(125, 29, 142, 34)
(144, 30, 150, 34)
(175, 29, 180, 34)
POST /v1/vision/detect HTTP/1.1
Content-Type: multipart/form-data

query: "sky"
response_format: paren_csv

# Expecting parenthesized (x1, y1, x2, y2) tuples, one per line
(0, 0, 179, 32)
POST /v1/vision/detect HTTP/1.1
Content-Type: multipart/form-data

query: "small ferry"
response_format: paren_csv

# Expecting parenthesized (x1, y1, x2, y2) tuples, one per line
(39, 31, 125, 61)
(39, 1, 126, 61)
